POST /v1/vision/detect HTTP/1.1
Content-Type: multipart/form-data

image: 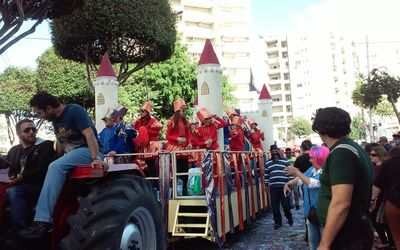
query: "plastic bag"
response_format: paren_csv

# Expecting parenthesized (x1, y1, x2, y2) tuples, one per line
(187, 167, 203, 196)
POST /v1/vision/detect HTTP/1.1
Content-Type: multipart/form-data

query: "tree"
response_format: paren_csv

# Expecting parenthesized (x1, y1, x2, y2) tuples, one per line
(36, 47, 94, 109)
(288, 117, 313, 137)
(373, 99, 393, 117)
(350, 114, 367, 141)
(121, 41, 237, 119)
(0, 0, 84, 54)
(368, 68, 400, 125)
(0, 66, 38, 144)
(51, 0, 177, 84)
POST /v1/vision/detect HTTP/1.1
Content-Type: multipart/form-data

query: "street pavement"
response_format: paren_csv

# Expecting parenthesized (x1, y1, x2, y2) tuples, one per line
(169, 204, 309, 250)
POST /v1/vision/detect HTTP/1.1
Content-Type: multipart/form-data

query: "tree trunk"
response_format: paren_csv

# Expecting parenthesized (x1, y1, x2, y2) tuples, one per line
(389, 100, 400, 126)
(5, 114, 15, 146)
(369, 108, 374, 142)
(361, 108, 366, 140)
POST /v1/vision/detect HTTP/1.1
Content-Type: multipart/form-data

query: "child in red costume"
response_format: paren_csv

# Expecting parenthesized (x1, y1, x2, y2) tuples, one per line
(229, 116, 245, 151)
(133, 101, 162, 177)
(247, 119, 264, 152)
(165, 98, 192, 195)
(196, 107, 227, 150)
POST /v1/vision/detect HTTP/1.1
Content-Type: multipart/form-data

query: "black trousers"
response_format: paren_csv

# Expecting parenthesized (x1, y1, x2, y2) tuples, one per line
(331, 215, 374, 250)
(177, 158, 189, 195)
(270, 186, 292, 225)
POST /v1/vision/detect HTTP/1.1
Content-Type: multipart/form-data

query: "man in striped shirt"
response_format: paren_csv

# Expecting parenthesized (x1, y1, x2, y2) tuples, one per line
(265, 144, 293, 229)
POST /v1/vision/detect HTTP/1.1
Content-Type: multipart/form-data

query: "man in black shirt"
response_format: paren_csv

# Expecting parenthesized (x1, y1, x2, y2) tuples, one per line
(0, 119, 56, 230)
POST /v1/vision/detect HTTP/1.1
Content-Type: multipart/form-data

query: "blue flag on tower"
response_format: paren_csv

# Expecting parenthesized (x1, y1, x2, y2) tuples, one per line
(249, 68, 260, 93)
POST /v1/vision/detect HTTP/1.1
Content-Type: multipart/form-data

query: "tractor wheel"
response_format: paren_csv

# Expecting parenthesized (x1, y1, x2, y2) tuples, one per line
(60, 175, 163, 250)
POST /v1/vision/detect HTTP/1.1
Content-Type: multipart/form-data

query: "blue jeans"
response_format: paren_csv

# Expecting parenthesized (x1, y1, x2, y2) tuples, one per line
(34, 147, 97, 223)
(6, 184, 41, 229)
(307, 219, 323, 250)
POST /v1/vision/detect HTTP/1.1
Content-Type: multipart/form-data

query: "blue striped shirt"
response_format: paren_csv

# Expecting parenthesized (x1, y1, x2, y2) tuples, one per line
(264, 157, 292, 188)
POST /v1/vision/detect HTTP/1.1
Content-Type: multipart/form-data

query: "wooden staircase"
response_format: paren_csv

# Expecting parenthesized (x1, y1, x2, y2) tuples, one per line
(172, 200, 211, 237)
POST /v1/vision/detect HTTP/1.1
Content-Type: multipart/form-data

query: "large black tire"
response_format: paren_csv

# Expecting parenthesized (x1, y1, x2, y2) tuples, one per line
(60, 175, 164, 250)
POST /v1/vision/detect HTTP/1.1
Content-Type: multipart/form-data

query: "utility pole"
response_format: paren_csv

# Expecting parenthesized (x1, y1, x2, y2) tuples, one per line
(366, 35, 374, 142)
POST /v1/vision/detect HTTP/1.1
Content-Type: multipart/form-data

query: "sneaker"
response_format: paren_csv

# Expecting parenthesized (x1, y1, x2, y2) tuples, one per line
(18, 221, 52, 239)
(274, 224, 282, 230)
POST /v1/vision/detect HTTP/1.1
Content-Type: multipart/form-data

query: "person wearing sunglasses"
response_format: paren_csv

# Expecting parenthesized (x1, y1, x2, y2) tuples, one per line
(133, 101, 162, 177)
(20, 92, 106, 239)
(165, 98, 192, 195)
(0, 119, 56, 231)
(368, 146, 394, 249)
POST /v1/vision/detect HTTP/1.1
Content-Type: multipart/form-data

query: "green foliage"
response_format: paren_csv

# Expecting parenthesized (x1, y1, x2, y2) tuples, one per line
(222, 75, 237, 109)
(373, 99, 393, 117)
(36, 48, 95, 109)
(350, 114, 367, 140)
(288, 117, 313, 137)
(51, 0, 177, 83)
(0, 67, 37, 116)
(122, 41, 236, 119)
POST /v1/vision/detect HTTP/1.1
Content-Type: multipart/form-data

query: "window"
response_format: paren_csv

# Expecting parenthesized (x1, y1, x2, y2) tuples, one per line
(285, 95, 291, 101)
(282, 52, 288, 58)
(286, 105, 292, 112)
(297, 83, 302, 88)
(281, 41, 287, 48)
(285, 84, 290, 91)
(284, 73, 290, 80)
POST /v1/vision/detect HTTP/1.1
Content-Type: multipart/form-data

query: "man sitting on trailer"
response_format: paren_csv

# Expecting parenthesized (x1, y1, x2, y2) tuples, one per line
(264, 144, 293, 229)
(19, 92, 107, 239)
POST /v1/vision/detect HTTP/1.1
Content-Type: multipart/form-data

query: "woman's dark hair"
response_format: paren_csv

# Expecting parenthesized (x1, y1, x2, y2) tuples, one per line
(312, 107, 351, 138)
(364, 142, 379, 154)
(301, 140, 312, 151)
(30, 91, 60, 110)
(172, 111, 188, 130)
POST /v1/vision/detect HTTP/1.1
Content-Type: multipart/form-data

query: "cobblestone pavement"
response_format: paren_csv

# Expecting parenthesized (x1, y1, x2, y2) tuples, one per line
(169, 204, 309, 250)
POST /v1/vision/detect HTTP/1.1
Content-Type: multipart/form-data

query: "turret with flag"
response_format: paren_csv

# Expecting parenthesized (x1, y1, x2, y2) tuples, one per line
(249, 68, 259, 93)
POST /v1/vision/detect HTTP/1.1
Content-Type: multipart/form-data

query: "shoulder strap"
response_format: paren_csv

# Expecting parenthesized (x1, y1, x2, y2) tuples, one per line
(330, 144, 359, 158)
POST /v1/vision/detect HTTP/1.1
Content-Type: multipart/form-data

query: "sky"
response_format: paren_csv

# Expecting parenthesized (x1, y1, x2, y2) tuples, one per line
(1, 0, 400, 72)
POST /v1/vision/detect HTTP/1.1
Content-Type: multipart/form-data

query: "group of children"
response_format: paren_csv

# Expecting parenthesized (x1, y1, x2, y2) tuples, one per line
(98, 98, 266, 184)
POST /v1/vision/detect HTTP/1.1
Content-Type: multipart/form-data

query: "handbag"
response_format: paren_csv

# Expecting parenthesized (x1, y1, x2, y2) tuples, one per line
(307, 187, 320, 225)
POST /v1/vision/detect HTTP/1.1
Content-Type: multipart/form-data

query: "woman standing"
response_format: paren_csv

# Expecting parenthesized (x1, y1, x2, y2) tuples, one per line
(165, 98, 192, 195)
(196, 107, 227, 150)
(371, 147, 400, 250)
(369, 146, 393, 248)
(284, 146, 329, 250)
(133, 101, 163, 177)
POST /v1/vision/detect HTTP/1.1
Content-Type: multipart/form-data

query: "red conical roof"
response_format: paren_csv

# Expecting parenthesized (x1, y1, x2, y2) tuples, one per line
(198, 39, 220, 65)
(259, 84, 272, 100)
(97, 53, 116, 77)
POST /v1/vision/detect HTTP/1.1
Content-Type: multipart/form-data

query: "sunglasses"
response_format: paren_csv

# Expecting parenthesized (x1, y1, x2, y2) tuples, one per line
(180, 109, 187, 112)
(369, 153, 377, 157)
(21, 127, 37, 134)
(139, 109, 146, 113)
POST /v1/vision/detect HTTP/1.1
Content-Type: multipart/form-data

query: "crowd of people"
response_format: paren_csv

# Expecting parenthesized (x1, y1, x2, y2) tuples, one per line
(0, 92, 399, 250)
(271, 107, 399, 250)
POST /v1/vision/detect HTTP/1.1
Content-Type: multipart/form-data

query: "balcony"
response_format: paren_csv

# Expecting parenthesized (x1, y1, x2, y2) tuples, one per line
(184, 0, 213, 9)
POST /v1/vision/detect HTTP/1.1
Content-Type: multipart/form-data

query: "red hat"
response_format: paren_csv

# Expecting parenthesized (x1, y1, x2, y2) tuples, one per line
(173, 98, 188, 112)
(196, 107, 214, 123)
(226, 107, 238, 117)
(231, 116, 243, 127)
(140, 101, 153, 113)
(248, 119, 257, 126)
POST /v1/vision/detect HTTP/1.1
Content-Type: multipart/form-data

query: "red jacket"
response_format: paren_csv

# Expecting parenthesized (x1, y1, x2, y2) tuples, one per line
(165, 118, 192, 147)
(133, 116, 162, 141)
(248, 129, 264, 150)
(190, 129, 202, 148)
(197, 116, 227, 150)
(230, 128, 244, 151)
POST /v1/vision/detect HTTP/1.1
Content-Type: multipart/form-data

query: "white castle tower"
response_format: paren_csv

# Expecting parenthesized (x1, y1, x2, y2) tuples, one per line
(93, 53, 119, 131)
(197, 39, 224, 150)
(258, 84, 274, 149)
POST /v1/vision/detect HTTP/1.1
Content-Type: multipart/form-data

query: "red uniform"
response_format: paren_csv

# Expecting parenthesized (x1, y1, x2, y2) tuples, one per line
(248, 129, 264, 151)
(230, 127, 244, 151)
(133, 116, 162, 158)
(197, 116, 227, 150)
(165, 118, 192, 152)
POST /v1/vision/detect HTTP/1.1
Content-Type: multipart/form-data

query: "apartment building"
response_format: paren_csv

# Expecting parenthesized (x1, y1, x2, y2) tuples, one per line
(263, 36, 293, 138)
(170, 0, 260, 110)
(287, 32, 359, 122)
